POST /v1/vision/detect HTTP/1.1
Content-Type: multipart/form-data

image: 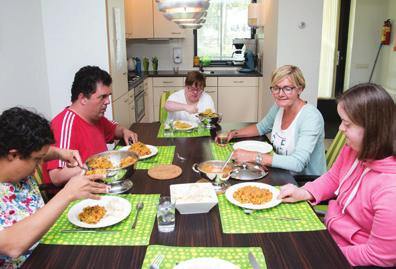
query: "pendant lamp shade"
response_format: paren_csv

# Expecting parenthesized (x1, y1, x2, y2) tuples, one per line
(155, 0, 210, 29)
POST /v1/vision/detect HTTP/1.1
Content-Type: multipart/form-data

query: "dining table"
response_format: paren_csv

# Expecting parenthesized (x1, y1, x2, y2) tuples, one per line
(22, 122, 364, 269)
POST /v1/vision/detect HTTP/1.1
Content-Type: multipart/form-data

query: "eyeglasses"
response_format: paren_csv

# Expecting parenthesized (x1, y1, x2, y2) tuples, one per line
(187, 86, 203, 93)
(269, 86, 296, 95)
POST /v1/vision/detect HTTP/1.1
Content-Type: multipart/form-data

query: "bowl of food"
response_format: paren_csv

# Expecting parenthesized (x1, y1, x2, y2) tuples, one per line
(85, 150, 138, 184)
(170, 183, 218, 214)
(196, 109, 222, 126)
(192, 160, 233, 181)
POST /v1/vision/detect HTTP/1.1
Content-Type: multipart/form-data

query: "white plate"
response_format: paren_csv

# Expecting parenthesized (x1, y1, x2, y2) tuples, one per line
(119, 144, 158, 160)
(172, 120, 198, 131)
(233, 140, 273, 154)
(67, 196, 131, 228)
(225, 182, 281, 210)
(173, 258, 240, 269)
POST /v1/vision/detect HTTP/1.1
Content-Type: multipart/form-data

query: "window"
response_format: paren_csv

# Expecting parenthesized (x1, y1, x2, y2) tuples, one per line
(194, 0, 253, 63)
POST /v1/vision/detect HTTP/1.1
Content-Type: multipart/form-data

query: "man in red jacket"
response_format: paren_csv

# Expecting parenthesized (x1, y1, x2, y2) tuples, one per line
(44, 66, 138, 185)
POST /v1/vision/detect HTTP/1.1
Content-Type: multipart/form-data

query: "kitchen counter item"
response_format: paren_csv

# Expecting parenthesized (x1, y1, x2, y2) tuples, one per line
(148, 164, 182, 180)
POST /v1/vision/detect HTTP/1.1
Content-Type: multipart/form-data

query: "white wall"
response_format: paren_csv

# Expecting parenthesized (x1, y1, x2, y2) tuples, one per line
(0, 1, 51, 117)
(40, 0, 112, 118)
(126, 32, 194, 71)
(345, 0, 389, 88)
(261, 0, 323, 112)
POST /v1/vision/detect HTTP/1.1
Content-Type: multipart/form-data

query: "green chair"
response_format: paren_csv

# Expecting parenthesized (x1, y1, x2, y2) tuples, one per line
(32, 165, 61, 203)
(325, 130, 346, 170)
(159, 90, 171, 123)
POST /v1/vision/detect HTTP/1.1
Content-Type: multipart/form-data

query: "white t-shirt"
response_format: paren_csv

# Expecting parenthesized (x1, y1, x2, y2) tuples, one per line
(271, 106, 304, 156)
(166, 89, 215, 123)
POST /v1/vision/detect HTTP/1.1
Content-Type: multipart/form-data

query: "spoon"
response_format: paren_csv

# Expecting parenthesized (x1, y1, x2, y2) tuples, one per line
(221, 151, 234, 172)
(131, 202, 144, 229)
(176, 152, 186, 162)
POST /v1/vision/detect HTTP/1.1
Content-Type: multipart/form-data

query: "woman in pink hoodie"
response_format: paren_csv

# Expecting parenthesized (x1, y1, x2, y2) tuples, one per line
(279, 83, 396, 267)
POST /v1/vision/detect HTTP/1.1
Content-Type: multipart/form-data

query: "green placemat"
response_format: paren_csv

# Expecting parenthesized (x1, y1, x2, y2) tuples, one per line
(136, 146, 175, 170)
(142, 245, 267, 269)
(218, 194, 325, 234)
(157, 124, 210, 138)
(41, 194, 160, 246)
(210, 142, 234, 160)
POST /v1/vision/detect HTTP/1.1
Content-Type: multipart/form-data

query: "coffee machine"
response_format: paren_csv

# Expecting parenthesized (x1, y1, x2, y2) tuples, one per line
(232, 38, 246, 65)
(232, 38, 257, 72)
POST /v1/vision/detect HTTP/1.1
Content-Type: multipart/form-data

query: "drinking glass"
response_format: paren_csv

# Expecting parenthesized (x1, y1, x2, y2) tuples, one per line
(157, 196, 175, 232)
(164, 120, 174, 137)
(216, 131, 228, 147)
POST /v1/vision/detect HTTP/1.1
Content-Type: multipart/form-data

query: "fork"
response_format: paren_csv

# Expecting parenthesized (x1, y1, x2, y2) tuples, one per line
(149, 254, 164, 269)
(243, 209, 301, 221)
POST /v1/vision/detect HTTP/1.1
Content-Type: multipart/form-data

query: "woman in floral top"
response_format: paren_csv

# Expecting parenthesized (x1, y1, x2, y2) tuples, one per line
(0, 107, 108, 268)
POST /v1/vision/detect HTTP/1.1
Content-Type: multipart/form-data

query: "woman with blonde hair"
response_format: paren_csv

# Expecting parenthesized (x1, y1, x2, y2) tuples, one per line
(279, 83, 396, 266)
(221, 65, 326, 175)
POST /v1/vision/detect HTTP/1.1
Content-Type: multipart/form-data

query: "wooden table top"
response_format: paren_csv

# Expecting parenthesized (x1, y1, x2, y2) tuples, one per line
(22, 122, 353, 269)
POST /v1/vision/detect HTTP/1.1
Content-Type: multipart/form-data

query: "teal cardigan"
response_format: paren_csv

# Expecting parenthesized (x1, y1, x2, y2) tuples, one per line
(256, 104, 326, 175)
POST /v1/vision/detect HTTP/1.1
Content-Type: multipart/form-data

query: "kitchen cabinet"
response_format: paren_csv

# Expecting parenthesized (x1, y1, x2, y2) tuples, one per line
(141, 78, 154, 123)
(205, 77, 218, 111)
(153, 77, 184, 121)
(107, 0, 129, 101)
(124, 0, 186, 39)
(112, 91, 135, 128)
(218, 77, 259, 122)
(124, 0, 153, 38)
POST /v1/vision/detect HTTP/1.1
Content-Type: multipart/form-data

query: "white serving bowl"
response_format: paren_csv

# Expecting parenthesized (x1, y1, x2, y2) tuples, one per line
(170, 183, 218, 214)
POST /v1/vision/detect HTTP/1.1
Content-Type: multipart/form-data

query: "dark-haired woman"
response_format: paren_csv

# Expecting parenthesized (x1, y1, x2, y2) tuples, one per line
(279, 83, 396, 266)
(0, 107, 107, 268)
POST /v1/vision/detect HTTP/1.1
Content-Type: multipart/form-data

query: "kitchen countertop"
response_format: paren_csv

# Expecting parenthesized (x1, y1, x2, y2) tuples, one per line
(128, 69, 262, 89)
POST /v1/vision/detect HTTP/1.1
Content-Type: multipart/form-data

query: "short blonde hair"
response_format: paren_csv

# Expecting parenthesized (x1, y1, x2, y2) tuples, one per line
(271, 65, 306, 89)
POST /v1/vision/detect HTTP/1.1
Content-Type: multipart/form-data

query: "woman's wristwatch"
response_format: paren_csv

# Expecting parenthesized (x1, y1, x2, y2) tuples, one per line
(255, 152, 263, 165)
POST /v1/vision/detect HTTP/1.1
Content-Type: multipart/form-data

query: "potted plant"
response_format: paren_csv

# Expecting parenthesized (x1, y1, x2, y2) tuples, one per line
(143, 57, 149, 73)
(152, 56, 158, 72)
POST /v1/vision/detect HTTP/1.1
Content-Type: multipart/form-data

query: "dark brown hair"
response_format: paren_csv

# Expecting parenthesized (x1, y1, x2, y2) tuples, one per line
(338, 83, 395, 160)
(185, 71, 206, 88)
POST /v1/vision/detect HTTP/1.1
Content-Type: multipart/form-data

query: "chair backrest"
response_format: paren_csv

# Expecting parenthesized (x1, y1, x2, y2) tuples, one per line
(325, 130, 346, 170)
(159, 90, 171, 123)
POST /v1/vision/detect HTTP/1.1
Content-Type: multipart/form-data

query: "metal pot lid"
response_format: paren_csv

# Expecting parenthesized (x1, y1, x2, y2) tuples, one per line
(231, 163, 268, 180)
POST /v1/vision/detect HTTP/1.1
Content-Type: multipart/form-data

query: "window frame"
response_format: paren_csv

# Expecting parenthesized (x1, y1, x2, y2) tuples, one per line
(193, 0, 256, 66)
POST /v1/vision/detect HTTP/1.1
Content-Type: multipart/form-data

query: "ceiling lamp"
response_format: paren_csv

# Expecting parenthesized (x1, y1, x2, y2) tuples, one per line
(155, 0, 210, 29)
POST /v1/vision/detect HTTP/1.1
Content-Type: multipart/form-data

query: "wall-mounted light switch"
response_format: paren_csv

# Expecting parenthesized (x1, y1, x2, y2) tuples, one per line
(173, 47, 182, 64)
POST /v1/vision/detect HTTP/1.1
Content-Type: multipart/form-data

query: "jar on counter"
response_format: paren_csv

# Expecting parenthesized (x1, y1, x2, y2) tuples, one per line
(193, 56, 200, 66)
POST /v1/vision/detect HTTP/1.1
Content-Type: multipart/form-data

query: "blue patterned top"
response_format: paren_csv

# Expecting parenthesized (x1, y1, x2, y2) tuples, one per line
(0, 176, 44, 268)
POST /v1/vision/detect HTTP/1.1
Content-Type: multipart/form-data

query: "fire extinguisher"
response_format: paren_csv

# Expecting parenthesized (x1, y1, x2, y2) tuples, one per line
(381, 19, 392, 45)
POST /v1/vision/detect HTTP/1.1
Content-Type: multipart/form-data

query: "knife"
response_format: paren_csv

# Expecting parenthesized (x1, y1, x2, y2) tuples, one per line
(248, 252, 261, 269)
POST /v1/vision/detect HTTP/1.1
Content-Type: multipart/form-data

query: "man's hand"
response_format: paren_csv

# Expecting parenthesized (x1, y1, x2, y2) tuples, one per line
(122, 128, 138, 144)
(278, 184, 314, 203)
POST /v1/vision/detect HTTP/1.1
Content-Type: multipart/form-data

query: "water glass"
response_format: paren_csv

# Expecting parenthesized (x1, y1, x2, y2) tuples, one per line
(164, 120, 174, 137)
(157, 196, 175, 232)
(216, 132, 228, 147)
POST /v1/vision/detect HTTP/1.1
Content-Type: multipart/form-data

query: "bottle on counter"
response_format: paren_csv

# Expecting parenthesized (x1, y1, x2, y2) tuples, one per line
(193, 56, 200, 66)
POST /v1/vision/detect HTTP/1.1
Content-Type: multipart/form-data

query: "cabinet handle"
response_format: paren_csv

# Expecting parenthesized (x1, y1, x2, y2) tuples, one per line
(162, 81, 173, 84)
(233, 81, 244, 83)
(206, 90, 216, 93)
(123, 72, 127, 75)
(171, 32, 181, 35)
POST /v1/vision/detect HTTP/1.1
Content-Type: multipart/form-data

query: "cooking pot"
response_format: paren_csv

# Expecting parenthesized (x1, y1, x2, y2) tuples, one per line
(85, 150, 138, 184)
(192, 160, 233, 181)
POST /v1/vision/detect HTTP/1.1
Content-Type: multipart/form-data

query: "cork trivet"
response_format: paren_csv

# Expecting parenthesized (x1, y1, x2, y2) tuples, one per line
(147, 164, 182, 180)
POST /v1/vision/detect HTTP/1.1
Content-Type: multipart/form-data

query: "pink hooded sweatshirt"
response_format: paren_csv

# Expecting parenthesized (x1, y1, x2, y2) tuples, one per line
(304, 145, 396, 267)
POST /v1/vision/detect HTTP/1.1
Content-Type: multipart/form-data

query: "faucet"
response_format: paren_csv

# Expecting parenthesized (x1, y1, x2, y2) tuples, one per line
(199, 63, 204, 72)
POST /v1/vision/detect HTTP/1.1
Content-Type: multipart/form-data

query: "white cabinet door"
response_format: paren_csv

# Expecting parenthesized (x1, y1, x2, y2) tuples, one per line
(152, 1, 186, 38)
(107, 0, 128, 101)
(205, 87, 217, 111)
(112, 92, 130, 128)
(142, 78, 154, 122)
(124, 0, 153, 38)
(218, 86, 258, 122)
